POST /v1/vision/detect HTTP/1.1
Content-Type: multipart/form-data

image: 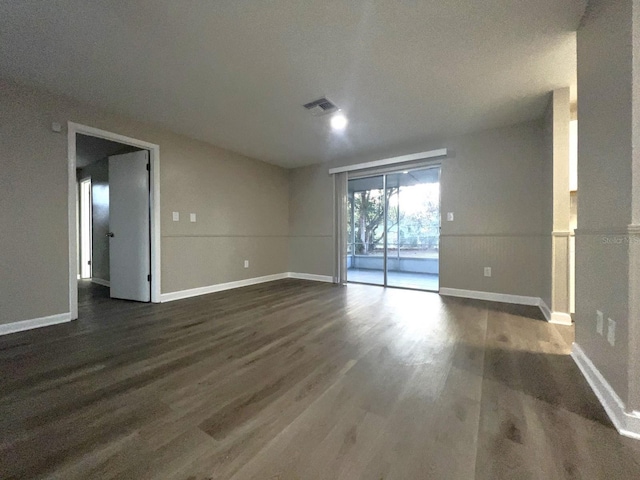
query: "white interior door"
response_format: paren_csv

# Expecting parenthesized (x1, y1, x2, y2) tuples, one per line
(108, 150, 151, 302)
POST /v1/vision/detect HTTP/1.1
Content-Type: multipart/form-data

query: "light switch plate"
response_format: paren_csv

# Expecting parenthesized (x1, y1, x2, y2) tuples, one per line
(596, 310, 604, 335)
(607, 318, 616, 346)
(172, 211, 179, 222)
(484, 267, 492, 277)
(244, 260, 249, 268)
(447, 212, 454, 221)
(190, 213, 196, 223)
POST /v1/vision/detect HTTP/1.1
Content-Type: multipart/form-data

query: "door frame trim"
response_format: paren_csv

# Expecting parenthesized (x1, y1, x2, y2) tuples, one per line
(78, 176, 93, 279)
(68, 122, 161, 319)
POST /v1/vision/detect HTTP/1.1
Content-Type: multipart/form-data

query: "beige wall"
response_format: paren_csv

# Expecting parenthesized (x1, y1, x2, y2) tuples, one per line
(0, 78, 558, 328)
(439, 122, 550, 298)
(0, 80, 289, 325)
(288, 121, 553, 300)
(288, 165, 334, 276)
(159, 131, 289, 292)
(1, 83, 69, 324)
(575, 0, 633, 402)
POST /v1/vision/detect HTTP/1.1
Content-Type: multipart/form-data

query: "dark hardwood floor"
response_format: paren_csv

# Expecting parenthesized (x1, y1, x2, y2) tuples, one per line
(1, 279, 640, 479)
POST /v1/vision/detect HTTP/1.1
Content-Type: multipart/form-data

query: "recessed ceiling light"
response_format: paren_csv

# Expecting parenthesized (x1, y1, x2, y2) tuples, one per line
(402, 171, 409, 174)
(330, 113, 348, 131)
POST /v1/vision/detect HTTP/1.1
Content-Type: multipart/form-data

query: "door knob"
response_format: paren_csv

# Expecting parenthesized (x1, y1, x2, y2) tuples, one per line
(106, 232, 115, 237)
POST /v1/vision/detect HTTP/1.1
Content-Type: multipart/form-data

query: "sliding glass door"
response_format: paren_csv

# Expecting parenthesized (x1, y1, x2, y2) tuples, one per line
(347, 175, 385, 285)
(347, 166, 440, 291)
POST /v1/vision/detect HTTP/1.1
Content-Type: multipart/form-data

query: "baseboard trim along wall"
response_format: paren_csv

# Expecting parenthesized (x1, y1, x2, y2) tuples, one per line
(538, 300, 552, 322)
(572, 343, 640, 440)
(160, 272, 334, 303)
(160, 273, 289, 302)
(91, 278, 110, 288)
(1, 274, 332, 335)
(550, 311, 572, 325)
(287, 272, 334, 283)
(0, 312, 73, 336)
(439, 287, 552, 321)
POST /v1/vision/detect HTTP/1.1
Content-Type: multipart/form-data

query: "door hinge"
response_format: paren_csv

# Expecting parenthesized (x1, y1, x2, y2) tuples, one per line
(147, 274, 151, 282)
(146, 163, 150, 171)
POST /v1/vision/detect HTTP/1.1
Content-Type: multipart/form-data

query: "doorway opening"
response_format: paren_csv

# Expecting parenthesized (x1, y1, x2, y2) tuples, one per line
(347, 166, 440, 291)
(68, 123, 161, 319)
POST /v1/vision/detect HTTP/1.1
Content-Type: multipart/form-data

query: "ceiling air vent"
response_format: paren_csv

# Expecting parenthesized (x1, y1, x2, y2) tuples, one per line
(303, 97, 339, 116)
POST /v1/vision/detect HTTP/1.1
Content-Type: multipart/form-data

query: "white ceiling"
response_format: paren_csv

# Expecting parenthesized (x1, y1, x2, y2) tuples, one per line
(0, 1, 585, 168)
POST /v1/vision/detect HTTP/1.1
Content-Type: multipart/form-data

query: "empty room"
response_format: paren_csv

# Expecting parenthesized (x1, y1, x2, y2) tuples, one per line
(1, 1, 640, 479)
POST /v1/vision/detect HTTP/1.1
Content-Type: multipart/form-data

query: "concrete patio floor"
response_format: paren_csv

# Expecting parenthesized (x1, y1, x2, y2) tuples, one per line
(347, 268, 439, 291)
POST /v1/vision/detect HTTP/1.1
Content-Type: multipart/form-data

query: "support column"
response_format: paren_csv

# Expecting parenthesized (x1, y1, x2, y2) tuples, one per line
(628, 224, 640, 414)
(551, 87, 573, 325)
(627, 0, 640, 412)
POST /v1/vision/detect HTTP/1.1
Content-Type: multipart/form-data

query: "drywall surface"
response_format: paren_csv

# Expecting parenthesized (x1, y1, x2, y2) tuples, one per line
(288, 121, 552, 299)
(288, 165, 334, 277)
(0, 80, 289, 325)
(575, 0, 633, 402)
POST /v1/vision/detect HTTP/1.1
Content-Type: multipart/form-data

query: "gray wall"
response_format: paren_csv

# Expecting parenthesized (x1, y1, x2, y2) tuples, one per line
(575, 0, 632, 402)
(0, 77, 555, 326)
(78, 158, 110, 282)
(1, 83, 69, 323)
(160, 136, 289, 292)
(0, 79, 289, 325)
(289, 121, 553, 300)
(438, 122, 550, 298)
(288, 165, 334, 277)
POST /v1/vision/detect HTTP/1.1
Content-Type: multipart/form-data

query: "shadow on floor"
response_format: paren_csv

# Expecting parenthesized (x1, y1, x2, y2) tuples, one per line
(441, 295, 548, 321)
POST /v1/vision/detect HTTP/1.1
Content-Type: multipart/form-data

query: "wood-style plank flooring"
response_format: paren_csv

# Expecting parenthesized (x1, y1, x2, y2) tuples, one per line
(1, 279, 640, 479)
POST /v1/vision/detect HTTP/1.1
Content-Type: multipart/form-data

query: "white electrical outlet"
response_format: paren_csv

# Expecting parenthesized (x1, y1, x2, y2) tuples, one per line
(447, 212, 454, 221)
(484, 267, 492, 277)
(596, 310, 604, 335)
(607, 318, 616, 346)
(172, 211, 179, 222)
(244, 260, 249, 268)
(190, 213, 196, 223)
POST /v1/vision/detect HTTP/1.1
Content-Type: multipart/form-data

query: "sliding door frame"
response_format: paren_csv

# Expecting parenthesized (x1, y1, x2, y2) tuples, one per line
(346, 161, 442, 292)
(382, 174, 388, 287)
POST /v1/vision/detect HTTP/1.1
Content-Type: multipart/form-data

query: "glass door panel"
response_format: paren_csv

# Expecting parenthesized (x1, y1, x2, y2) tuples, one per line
(347, 175, 385, 286)
(385, 168, 441, 291)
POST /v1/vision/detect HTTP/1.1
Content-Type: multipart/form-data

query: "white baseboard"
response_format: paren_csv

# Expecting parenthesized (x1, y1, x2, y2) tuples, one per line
(160, 273, 289, 302)
(539, 299, 551, 322)
(439, 287, 540, 306)
(571, 343, 640, 440)
(287, 272, 334, 283)
(439, 287, 553, 321)
(550, 311, 572, 325)
(91, 278, 110, 288)
(0, 312, 73, 336)
(160, 272, 336, 303)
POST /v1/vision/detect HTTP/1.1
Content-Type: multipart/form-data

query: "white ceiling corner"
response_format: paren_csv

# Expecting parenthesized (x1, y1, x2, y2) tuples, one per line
(0, 0, 586, 168)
